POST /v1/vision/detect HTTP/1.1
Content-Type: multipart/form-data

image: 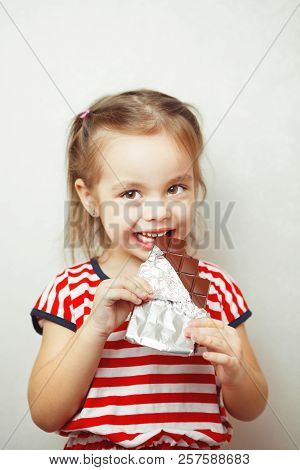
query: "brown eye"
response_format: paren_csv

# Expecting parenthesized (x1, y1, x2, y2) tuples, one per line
(121, 190, 142, 200)
(168, 184, 187, 195)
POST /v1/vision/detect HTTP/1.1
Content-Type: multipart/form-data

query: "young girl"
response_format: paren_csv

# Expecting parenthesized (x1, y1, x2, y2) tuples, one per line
(28, 89, 268, 451)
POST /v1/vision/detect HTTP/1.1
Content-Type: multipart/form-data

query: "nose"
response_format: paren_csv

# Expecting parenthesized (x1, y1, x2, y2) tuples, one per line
(142, 199, 171, 223)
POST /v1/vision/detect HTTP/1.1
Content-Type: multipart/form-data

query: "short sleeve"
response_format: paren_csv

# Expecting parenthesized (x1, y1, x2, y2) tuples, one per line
(219, 270, 253, 328)
(30, 269, 76, 335)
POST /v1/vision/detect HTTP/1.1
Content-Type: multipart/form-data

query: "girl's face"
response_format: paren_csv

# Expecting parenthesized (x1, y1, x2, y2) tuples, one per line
(77, 131, 196, 266)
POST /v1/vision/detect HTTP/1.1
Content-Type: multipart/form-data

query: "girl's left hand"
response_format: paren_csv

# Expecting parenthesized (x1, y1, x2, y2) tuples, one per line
(184, 317, 246, 389)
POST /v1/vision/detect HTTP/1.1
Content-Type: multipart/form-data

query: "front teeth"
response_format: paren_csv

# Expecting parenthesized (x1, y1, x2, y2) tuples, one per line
(136, 231, 168, 243)
(141, 231, 168, 238)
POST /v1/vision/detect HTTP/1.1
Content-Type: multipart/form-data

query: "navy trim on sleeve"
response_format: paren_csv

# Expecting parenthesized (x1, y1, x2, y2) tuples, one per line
(31, 309, 77, 335)
(228, 309, 252, 328)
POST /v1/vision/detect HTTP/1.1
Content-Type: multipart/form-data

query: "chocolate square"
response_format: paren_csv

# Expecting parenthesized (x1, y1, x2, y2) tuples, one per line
(154, 234, 210, 309)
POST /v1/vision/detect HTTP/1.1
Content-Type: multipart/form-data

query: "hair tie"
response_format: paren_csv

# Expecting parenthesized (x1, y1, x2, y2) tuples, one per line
(79, 109, 90, 119)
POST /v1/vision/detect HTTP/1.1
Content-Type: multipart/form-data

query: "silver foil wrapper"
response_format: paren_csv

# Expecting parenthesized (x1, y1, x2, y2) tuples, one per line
(125, 244, 210, 355)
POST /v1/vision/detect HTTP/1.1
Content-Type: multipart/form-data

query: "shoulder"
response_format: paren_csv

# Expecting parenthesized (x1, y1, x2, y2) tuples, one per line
(60, 258, 102, 301)
(197, 258, 252, 327)
(47, 258, 100, 286)
(33, 258, 101, 314)
(64, 259, 99, 283)
(197, 258, 236, 286)
(30, 259, 101, 335)
(63, 259, 102, 328)
(197, 258, 245, 301)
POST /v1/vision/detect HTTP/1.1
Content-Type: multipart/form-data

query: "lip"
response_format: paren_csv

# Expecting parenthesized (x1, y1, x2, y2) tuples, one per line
(133, 228, 174, 234)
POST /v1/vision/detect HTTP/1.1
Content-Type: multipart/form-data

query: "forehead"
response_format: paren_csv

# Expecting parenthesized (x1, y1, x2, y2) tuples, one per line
(99, 131, 192, 185)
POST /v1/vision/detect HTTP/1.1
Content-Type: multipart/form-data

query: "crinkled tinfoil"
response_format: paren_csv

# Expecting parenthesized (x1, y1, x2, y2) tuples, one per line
(125, 244, 210, 355)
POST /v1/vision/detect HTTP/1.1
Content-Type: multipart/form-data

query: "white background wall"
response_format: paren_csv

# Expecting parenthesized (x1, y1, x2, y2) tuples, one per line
(1, 0, 299, 450)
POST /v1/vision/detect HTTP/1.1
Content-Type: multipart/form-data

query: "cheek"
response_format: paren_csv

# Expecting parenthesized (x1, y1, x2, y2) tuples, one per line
(171, 200, 193, 223)
(99, 203, 122, 242)
(121, 203, 141, 228)
(171, 201, 194, 239)
(100, 203, 141, 237)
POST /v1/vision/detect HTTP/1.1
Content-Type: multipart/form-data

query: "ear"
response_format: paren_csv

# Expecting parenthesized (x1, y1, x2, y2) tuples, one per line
(74, 178, 97, 213)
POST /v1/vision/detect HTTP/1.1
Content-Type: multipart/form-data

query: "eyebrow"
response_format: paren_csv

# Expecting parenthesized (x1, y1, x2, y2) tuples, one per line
(112, 174, 193, 192)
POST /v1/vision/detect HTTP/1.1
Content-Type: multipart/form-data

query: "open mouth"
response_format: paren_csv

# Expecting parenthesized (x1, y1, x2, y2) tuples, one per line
(132, 229, 175, 250)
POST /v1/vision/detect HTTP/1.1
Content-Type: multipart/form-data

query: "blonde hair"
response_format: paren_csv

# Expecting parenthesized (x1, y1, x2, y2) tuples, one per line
(64, 88, 208, 265)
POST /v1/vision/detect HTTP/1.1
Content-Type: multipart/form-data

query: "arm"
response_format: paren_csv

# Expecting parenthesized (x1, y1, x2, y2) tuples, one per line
(27, 316, 108, 433)
(222, 322, 269, 421)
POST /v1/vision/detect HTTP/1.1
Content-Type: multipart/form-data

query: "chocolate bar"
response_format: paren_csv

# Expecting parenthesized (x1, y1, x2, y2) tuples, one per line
(154, 234, 210, 309)
(125, 234, 211, 355)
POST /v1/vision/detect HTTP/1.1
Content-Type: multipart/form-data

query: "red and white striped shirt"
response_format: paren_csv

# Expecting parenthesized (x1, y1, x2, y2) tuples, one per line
(30, 257, 252, 450)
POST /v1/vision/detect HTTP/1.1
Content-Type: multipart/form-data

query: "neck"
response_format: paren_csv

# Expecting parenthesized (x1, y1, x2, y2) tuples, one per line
(97, 248, 143, 278)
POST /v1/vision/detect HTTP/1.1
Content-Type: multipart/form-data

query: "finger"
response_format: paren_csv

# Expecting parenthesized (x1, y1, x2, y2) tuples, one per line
(131, 275, 154, 294)
(184, 326, 228, 340)
(122, 276, 145, 294)
(186, 317, 225, 329)
(122, 277, 154, 301)
(186, 329, 229, 353)
(104, 288, 143, 307)
(184, 326, 235, 356)
(202, 351, 237, 367)
(197, 335, 228, 354)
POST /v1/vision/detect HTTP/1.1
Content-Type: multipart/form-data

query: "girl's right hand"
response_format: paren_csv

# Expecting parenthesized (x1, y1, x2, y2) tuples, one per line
(88, 275, 154, 338)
